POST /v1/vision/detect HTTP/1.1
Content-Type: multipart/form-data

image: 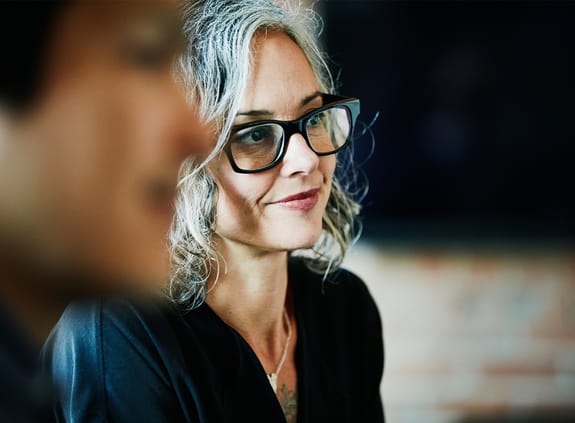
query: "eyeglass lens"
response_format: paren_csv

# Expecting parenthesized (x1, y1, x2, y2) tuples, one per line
(229, 105, 351, 171)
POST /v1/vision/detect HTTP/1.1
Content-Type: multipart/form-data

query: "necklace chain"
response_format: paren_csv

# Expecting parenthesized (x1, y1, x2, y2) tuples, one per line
(267, 308, 292, 392)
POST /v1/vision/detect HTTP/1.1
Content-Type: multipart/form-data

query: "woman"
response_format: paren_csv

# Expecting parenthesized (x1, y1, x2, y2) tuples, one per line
(43, 1, 384, 422)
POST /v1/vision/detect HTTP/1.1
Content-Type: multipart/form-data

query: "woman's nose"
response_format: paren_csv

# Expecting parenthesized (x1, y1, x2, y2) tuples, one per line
(280, 132, 319, 176)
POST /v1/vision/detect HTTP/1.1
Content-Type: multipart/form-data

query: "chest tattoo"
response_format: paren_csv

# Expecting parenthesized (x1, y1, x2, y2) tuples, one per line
(278, 384, 297, 423)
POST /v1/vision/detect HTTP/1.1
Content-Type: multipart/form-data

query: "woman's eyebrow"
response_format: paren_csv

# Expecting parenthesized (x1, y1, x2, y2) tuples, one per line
(300, 91, 322, 107)
(236, 109, 273, 118)
(236, 92, 323, 117)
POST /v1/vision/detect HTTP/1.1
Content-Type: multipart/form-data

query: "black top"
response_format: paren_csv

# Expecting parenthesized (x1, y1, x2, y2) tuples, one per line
(0, 305, 55, 423)
(42, 260, 385, 422)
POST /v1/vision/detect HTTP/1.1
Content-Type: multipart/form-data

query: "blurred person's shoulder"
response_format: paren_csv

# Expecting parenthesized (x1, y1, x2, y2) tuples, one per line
(0, 305, 55, 423)
(42, 295, 184, 361)
(41, 296, 196, 421)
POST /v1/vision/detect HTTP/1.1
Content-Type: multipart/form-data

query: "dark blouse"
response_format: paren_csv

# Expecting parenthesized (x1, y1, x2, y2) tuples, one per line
(42, 260, 385, 422)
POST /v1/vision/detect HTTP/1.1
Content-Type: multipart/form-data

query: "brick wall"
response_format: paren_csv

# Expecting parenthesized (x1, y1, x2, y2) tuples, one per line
(343, 241, 575, 422)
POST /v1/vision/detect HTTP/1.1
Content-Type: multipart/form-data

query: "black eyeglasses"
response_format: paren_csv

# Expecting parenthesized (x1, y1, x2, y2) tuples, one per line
(224, 94, 360, 173)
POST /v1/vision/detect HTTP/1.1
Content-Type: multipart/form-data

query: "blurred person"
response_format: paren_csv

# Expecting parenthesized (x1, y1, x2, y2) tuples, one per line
(43, 0, 384, 422)
(0, 0, 208, 421)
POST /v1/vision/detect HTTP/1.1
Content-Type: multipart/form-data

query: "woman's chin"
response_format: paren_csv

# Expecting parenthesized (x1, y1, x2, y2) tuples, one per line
(275, 229, 323, 252)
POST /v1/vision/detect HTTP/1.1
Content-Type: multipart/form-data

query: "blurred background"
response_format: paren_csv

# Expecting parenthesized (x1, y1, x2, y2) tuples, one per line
(315, 0, 575, 422)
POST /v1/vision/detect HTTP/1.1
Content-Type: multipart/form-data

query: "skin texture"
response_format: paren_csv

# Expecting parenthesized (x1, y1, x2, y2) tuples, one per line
(206, 31, 336, 421)
(0, 0, 209, 342)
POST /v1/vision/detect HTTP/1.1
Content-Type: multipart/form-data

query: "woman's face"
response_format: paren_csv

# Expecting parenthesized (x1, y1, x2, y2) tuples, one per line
(0, 0, 209, 291)
(210, 31, 336, 254)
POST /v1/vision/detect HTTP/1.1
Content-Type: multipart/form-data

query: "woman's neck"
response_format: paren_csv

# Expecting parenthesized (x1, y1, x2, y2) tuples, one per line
(205, 237, 298, 384)
(206, 239, 291, 346)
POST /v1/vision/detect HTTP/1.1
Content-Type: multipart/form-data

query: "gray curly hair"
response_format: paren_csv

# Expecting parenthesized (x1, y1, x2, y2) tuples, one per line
(169, 0, 363, 309)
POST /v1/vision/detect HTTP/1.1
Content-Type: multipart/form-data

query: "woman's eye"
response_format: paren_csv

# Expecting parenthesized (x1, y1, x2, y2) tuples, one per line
(246, 129, 265, 142)
(308, 112, 325, 128)
(234, 126, 275, 145)
(308, 112, 329, 134)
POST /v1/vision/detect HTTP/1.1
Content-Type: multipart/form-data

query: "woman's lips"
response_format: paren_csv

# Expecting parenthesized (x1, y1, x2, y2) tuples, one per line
(271, 188, 320, 211)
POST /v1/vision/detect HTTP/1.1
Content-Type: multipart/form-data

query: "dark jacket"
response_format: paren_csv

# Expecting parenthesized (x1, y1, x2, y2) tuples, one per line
(0, 305, 55, 423)
(42, 260, 385, 422)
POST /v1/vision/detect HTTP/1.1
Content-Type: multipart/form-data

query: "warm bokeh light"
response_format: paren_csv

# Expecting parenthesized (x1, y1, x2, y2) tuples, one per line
(344, 238, 575, 422)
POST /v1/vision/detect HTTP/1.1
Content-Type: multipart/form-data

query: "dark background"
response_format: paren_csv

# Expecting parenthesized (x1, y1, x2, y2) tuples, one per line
(321, 0, 575, 242)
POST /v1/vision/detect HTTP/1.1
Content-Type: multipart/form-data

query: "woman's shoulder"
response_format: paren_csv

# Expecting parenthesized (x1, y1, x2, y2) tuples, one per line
(289, 258, 382, 338)
(289, 259, 384, 404)
(289, 258, 375, 305)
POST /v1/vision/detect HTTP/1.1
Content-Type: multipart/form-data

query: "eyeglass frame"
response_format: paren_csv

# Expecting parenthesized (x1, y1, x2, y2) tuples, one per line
(224, 94, 360, 174)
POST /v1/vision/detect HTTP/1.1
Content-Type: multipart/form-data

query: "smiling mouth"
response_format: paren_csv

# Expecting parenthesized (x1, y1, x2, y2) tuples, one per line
(271, 188, 320, 211)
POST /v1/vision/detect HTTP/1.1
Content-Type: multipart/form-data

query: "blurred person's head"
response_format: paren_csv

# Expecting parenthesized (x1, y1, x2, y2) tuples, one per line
(0, 0, 208, 296)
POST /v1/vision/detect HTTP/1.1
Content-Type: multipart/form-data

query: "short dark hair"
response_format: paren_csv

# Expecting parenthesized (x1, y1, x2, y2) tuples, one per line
(0, 1, 66, 112)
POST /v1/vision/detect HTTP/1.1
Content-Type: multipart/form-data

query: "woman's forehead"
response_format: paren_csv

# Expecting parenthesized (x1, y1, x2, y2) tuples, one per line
(241, 32, 319, 116)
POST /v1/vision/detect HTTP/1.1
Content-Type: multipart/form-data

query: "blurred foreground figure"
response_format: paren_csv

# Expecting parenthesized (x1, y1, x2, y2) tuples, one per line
(0, 0, 207, 421)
